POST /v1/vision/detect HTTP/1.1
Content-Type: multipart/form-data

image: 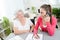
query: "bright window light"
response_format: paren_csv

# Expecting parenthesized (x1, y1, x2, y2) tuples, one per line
(0, 0, 6, 18)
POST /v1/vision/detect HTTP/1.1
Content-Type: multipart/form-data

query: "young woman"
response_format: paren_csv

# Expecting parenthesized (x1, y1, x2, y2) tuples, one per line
(13, 10, 34, 35)
(34, 4, 57, 38)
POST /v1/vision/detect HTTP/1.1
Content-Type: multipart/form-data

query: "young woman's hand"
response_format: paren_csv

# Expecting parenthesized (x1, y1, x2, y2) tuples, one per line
(43, 16, 50, 23)
(43, 16, 50, 27)
(34, 34, 40, 39)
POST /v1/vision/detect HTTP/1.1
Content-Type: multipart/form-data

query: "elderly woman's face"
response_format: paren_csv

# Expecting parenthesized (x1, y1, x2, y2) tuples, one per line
(17, 11, 24, 18)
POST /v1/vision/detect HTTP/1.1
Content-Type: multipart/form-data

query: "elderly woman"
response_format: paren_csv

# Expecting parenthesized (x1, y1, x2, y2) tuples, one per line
(13, 10, 35, 35)
(5, 10, 35, 40)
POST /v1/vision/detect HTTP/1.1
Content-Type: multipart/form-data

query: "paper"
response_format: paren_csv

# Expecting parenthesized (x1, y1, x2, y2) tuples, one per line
(8, 36, 24, 40)
(8, 34, 43, 40)
(25, 34, 43, 40)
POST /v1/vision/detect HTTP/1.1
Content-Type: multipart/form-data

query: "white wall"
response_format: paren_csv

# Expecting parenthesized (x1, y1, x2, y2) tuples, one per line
(49, 0, 60, 8)
(0, 0, 25, 20)
(24, 0, 50, 9)
(24, 0, 60, 9)
(0, 0, 6, 19)
(5, 0, 25, 19)
(0, 0, 60, 19)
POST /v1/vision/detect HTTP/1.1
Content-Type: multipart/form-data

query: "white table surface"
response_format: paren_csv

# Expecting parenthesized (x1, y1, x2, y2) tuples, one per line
(5, 29, 60, 40)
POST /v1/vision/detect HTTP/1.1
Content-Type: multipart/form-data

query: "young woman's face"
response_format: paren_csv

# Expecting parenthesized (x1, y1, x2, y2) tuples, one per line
(17, 11, 24, 18)
(40, 8, 46, 17)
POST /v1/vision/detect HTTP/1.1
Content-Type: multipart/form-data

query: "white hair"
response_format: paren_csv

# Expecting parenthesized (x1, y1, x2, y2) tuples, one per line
(14, 10, 24, 20)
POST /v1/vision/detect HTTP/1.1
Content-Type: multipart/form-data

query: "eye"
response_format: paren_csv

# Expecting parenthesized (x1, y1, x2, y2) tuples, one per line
(40, 12, 43, 14)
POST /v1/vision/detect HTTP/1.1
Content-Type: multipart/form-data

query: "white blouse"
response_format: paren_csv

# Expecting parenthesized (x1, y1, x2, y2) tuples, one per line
(13, 18, 33, 30)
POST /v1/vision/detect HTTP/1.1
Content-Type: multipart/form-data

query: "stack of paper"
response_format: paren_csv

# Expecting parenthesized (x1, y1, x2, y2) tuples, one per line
(25, 34, 43, 40)
(8, 34, 43, 40)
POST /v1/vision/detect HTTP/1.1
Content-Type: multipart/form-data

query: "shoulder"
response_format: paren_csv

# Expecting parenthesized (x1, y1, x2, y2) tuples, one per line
(37, 16, 42, 21)
(13, 19, 19, 23)
(26, 18, 33, 25)
(25, 18, 31, 23)
(52, 16, 57, 23)
(26, 18, 30, 21)
(52, 16, 57, 21)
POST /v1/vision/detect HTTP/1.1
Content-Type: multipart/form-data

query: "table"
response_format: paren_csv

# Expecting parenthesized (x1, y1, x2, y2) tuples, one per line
(41, 29, 60, 40)
(5, 29, 60, 40)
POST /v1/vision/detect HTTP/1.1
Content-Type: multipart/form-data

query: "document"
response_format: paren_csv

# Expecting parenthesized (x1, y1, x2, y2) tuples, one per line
(25, 34, 43, 40)
(8, 33, 43, 40)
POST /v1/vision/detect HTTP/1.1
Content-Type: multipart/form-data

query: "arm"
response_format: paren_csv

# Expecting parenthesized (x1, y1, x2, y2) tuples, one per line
(34, 19, 40, 35)
(30, 24, 35, 32)
(46, 18, 57, 36)
(13, 27, 29, 35)
(28, 19, 35, 32)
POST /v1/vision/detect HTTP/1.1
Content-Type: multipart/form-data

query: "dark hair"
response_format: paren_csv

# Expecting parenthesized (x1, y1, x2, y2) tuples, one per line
(40, 4, 52, 24)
